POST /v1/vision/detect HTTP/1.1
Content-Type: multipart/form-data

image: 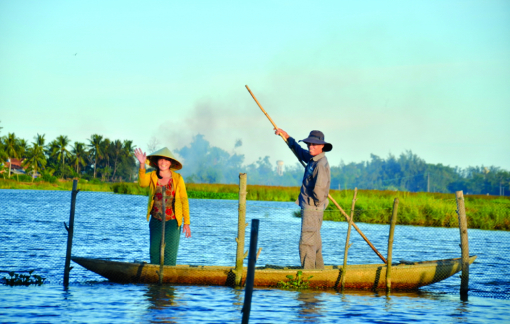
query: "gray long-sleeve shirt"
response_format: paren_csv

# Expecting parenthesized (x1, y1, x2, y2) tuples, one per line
(287, 137, 331, 209)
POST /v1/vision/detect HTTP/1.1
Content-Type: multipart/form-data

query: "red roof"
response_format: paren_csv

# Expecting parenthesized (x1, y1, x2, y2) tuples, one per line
(6, 159, 23, 170)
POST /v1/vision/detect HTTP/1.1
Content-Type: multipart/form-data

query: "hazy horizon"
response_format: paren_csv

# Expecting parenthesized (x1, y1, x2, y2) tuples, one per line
(1, 1, 509, 170)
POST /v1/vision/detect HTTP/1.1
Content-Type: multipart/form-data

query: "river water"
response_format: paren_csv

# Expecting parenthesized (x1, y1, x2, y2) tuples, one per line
(1, 189, 509, 323)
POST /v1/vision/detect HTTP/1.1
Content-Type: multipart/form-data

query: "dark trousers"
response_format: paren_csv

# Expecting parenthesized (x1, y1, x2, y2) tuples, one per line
(149, 217, 181, 266)
(299, 209, 324, 269)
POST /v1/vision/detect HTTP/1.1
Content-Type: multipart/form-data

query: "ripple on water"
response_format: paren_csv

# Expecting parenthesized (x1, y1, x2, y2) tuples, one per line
(1, 190, 509, 323)
(1, 284, 510, 323)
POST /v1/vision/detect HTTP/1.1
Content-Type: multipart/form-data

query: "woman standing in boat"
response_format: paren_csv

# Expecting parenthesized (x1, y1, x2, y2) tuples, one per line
(134, 147, 191, 265)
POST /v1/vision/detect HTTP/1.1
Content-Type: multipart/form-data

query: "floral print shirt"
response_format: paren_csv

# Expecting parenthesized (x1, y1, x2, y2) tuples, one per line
(150, 180, 176, 221)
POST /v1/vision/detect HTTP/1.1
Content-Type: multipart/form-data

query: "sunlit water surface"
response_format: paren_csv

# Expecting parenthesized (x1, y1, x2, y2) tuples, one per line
(2, 284, 510, 323)
(1, 190, 509, 323)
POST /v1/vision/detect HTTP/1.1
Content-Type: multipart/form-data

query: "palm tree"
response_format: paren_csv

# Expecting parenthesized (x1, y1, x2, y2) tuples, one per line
(22, 142, 47, 181)
(0, 121, 4, 162)
(3, 133, 20, 178)
(35, 134, 46, 147)
(122, 140, 136, 181)
(70, 142, 88, 175)
(102, 138, 111, 178)
(101, 165, 112, 182)
(55, 135, 70, 178)
(0, 137, 8, 177)
(0, 136, 8, 163)
(111, 140, 123, 181)
(87, 134, 104, 179)
(46, 140, 60, 169)
(18, 138, 28, 158)
(123, 140, 135, 157)
(41, 162, 58, 182)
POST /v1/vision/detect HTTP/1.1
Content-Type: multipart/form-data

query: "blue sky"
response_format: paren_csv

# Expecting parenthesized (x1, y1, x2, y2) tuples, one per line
(1, 0, 509, 170)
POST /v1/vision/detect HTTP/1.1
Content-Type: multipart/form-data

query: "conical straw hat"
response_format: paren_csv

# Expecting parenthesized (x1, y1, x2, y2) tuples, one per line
(146, 147, 183, 170)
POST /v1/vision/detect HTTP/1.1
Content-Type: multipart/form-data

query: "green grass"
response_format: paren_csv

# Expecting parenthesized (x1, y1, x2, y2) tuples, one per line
(2, 179, 508, 230)
(0, 178, 112, 192)
(323, 190, 510, 230)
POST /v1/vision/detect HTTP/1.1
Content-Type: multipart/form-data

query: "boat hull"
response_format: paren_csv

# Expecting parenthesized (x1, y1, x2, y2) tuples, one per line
(72, 256, 476, 290)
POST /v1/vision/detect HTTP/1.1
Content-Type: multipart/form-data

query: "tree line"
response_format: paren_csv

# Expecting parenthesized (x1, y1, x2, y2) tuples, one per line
(177, 134, 510, 196)
(0, 130, 137, 182)
(329, 152, 510, 196)
(1, 125, 508, 196)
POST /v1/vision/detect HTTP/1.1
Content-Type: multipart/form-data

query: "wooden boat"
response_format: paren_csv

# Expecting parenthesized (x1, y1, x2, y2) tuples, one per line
(72, 255, 477, 290)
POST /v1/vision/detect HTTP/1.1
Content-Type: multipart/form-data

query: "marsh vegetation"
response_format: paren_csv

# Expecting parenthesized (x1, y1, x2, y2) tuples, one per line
(2, 178, 507, 230)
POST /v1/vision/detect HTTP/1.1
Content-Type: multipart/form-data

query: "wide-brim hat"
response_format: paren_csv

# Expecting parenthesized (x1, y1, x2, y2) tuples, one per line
(299, 130, 333, 152)
(147, 147, 183, 170)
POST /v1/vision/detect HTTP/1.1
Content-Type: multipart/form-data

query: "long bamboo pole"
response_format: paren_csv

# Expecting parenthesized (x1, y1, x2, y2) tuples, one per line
(245, 85, 387, 263)
(341, 188, 357, 290)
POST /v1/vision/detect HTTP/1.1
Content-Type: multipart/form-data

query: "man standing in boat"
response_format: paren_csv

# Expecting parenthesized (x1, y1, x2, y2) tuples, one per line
(274, 129, 332, 269)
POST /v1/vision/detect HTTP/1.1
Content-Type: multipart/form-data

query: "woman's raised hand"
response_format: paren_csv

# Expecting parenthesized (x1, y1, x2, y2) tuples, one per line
(134, 148, 147, 165)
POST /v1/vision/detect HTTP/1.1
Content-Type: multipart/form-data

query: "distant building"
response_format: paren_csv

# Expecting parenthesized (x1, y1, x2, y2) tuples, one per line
(4, 158, 26, 175)
(6, 158, 23, 170)
(276, 160, 284, 176)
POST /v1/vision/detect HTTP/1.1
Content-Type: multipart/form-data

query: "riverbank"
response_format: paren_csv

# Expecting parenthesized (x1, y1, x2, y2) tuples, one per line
(1, 178, 508, 230)
(0, 178, 112, 192)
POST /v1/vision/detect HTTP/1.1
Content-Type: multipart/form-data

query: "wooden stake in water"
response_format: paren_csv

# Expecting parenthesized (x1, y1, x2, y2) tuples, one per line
(456, 191, 470, 298)
(159, 189, 166, 285)
(341, 188, 357, 290)
(64, 179, 79, 288)
(235, 173, 249, 286)
(242, 219, 259, 324)
(386, 198, 399, 292)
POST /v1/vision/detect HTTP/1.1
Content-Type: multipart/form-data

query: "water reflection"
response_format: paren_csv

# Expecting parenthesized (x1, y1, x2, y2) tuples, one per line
(384, 291, 393, 312)
(296, 290, 324, 323)
(0, 282, 509, 323)
(451, 300, 470, 323)
(232, 287, 244, 310)
(145, 284, 178, 313)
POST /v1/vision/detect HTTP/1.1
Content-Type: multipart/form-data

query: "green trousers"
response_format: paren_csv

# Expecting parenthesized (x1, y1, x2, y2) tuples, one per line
(149, 217, 181, 266)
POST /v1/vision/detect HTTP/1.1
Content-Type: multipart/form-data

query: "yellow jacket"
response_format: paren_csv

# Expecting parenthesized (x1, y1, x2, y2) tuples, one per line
(138, 169, 190, 226)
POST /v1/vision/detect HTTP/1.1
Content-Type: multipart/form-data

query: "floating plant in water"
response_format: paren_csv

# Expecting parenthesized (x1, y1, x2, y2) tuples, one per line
(2, 270, 46, 286)
(277, 271, 313, 289)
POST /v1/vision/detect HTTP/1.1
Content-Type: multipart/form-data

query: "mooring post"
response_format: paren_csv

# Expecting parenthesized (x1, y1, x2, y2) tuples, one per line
(456, 190, 470, 299)
(235, 173, 249, 286)
(386, 198, 399, 292)
(159, 189, 166, 285)
(341, 188, 357, 290)
(63, 179, 79, 288)
(241, 219, 259, 324)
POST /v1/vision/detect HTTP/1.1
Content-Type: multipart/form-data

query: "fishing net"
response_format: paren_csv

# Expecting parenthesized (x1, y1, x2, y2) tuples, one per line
(0, 183, 508, 300)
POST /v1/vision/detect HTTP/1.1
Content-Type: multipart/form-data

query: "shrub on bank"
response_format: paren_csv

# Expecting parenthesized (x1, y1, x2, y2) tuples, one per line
(41, 175, 58, 183)
(111, 182, 148, 195)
